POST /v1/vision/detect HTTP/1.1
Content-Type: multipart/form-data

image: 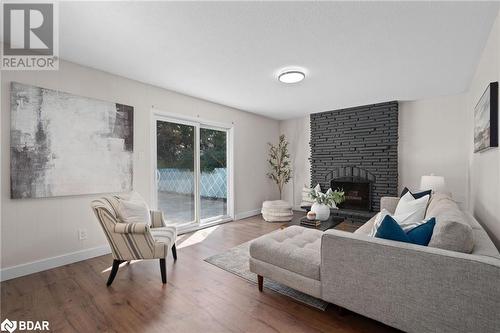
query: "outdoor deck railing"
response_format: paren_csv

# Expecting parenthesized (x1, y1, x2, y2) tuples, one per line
(157, 168, 227, 199)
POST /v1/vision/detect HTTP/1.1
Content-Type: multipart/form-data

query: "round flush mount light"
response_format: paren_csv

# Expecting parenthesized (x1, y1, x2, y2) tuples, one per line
(278, 70, 306, 84)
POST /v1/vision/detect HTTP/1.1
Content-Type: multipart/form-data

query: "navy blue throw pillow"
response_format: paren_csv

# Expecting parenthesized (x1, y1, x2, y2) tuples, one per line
(375, 215, 436, 246)
(407, 218, 436, 246)
(375, 215, 411, 243)
(400, 187, 432, 199)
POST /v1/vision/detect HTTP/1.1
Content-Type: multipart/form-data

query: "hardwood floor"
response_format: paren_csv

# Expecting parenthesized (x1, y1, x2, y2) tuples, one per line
(1, 215, 399, 333)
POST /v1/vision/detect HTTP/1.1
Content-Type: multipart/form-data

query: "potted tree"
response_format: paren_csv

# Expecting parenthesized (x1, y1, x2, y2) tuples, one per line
(267, 134, 292, 199)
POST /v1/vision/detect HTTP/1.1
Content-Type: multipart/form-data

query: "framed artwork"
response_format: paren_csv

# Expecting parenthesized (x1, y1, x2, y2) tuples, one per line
(474, 81, 498, 153)
(10, 82, 134, 199)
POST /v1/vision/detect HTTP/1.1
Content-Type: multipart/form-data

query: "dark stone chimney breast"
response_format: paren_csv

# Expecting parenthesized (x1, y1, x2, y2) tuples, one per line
(310, 101, 398, 212)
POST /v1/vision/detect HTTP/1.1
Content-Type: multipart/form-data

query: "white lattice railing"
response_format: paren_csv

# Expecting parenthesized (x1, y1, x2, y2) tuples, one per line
(157, 168, 227, 199)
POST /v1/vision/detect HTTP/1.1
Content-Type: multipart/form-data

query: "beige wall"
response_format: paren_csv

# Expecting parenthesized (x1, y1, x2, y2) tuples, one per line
(2, 10, 500, 276)
(466, 11, 500, 247)
(398, 95, 468, 206)
(279, 116, 310, 210)
(280, 99, 469, 211)
(1, 60, 279, 272)
(266, 10, 500, 251)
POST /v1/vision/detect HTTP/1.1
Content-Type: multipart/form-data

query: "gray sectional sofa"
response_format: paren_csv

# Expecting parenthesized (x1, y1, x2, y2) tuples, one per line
(250, 194, 500, 333)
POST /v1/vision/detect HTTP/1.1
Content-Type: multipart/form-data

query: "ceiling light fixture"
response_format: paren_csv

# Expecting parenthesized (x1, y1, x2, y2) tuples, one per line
(278, 70, 305, 84)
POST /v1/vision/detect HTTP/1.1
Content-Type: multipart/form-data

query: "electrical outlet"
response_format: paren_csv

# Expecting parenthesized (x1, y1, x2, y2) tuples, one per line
(78, 229, 88, 241)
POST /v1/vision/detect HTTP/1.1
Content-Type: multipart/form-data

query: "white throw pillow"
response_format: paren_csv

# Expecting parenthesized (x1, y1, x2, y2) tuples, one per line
(394, 192, 430, 223)
(116, 191, 151, 225)
(369, 193, 430, 236)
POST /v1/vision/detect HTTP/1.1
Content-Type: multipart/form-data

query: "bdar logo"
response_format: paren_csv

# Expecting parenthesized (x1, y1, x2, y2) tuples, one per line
(0, 319, 49, 332)
(0, 319, 17, 333)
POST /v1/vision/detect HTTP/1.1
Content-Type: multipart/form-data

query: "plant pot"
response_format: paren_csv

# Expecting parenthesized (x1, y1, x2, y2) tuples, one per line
(311, 203, 330, 221)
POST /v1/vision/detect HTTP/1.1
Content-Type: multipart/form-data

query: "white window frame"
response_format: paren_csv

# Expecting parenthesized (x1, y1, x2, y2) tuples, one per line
(150, 108, 235, 234)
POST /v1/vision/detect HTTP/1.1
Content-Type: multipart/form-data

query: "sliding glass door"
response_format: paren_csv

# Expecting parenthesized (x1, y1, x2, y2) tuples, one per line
(154, 114, 232, 231)
(200, 127, 228, 222)
(156, 120, 196, 225)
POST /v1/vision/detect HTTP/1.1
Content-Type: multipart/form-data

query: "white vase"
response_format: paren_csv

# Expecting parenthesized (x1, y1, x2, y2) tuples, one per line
(311, 203, 330, 221)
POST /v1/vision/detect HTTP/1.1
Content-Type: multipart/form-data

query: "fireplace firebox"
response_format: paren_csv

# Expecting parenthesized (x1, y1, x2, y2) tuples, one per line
(328, 166, 375, 212)
(331, 178, 371, 211)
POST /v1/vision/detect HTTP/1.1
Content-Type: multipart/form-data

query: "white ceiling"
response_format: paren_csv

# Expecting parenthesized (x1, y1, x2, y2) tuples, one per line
(59, 1, 499, 120)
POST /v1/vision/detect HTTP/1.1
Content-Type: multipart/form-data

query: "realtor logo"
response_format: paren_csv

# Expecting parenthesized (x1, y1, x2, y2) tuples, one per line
(0, 318, 49, 332)
(0, 319, 17, 333)
(1, 1, 59, 70)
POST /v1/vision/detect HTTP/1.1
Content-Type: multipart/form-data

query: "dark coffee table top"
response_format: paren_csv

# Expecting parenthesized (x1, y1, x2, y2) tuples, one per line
(284, 214, 345, 231)
(301, 205, 376, 219)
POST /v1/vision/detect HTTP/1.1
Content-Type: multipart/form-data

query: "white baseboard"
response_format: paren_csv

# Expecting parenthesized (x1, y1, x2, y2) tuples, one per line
(234, 209, 261, 220)
(0, 245, 111, 282)
(1, 210, 262, 281)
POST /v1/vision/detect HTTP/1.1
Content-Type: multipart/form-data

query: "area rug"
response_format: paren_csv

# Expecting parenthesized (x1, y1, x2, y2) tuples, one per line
(204, 241, 329, 311)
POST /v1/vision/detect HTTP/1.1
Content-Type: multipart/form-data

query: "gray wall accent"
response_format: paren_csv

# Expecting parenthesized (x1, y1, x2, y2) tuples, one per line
(310, 101, 398, 211)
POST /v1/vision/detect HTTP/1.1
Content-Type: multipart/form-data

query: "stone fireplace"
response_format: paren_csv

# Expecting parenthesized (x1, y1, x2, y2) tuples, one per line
(310, 101, 398, 212)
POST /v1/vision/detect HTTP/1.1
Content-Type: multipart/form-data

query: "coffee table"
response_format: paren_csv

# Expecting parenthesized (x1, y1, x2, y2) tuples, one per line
(283, 214, 345, 231)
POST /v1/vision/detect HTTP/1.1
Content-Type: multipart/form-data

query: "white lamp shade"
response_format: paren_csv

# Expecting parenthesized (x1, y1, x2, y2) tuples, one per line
(420, 175, 446, 193)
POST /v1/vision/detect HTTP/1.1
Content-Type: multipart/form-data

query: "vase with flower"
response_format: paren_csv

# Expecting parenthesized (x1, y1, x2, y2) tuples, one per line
(309, 185, 346, 221)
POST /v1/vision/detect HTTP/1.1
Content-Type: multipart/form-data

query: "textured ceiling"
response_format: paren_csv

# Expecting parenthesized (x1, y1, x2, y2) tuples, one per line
(59, 1, 499, 119)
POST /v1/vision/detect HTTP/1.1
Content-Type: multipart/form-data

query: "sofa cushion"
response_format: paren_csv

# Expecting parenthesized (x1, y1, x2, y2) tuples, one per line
(428, 219, 474, 253)
(425, 194, 474, 253)
(249, 226, 322, 280)
(425, 193, 454, 219)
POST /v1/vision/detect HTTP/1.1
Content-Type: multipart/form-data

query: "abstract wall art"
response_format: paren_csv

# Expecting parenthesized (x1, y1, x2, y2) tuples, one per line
(10, 82, 134, 199)
(474, 81, 498, 153)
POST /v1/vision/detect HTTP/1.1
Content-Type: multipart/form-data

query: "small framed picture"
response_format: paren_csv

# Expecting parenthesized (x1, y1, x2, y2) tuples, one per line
(474, 81, 498, 153)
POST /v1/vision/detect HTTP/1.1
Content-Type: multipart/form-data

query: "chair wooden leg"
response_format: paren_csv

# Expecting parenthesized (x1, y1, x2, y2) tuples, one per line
(159, 258, 167, 284)
(107, 260, 122, 286)
(171, 244, 177, 261)
(258, 275, 263, 292)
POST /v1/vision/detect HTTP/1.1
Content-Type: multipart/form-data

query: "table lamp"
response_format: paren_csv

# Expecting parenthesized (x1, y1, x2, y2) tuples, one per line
(420, 174, 446, 193)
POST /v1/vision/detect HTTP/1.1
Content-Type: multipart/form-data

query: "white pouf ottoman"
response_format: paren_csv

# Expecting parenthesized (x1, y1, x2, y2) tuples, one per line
(261, 200, 293, 222)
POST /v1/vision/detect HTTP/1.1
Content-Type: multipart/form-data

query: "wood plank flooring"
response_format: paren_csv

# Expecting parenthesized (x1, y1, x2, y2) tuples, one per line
(1, 215, 399, 333)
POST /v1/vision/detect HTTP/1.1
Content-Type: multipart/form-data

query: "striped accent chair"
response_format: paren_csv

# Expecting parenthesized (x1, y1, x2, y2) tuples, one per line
(91, 195, 177, 286)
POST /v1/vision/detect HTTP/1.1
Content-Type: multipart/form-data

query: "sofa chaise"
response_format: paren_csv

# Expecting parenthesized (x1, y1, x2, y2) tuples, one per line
(249, 194, 500, 333)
